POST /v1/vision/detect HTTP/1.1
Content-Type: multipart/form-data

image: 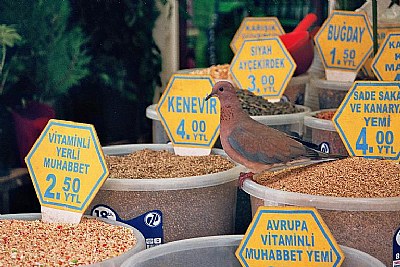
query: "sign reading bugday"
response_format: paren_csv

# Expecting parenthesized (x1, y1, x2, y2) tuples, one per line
(25, 119, 109, 223)
(314, 10, 373, 81)
(333, 82, 400, 160)
(230, 17, 285, 54)
(230, 37, 296, 100)
(236, 207, 344, 267)
(157, 74, 219, 156)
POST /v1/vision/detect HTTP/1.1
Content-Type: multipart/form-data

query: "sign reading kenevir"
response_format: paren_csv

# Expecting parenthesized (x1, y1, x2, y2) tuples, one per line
(236, 207, 344, 267)
(333, 82, 400, 160)
(314, 10, 373, 81)
(230, 17, 285, 54)
(230, 37, 296, 100)
(157, 74, 219, 155)
(25, 119, 109, 223)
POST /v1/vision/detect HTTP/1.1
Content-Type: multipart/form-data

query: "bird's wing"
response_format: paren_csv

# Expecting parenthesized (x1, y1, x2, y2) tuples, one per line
(227, 120, 308, 165)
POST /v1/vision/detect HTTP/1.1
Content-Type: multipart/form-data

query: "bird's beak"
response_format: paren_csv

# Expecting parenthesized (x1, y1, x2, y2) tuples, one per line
(205, 92, 215, 101)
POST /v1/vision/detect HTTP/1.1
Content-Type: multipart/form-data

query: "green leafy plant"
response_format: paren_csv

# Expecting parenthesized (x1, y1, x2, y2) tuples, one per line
(0, 0, 90, 103)
(0, 24, 21, 94)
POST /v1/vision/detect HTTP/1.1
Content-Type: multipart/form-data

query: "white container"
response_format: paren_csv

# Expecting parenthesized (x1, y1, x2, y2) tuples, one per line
(89, 144, 244, 242)
(310, 78, 353, 109)
(242, 179, 400, 266)
(0, 213, 145, 267)
(282, 72, 310, 105)
(303, 109, 348, 155)
(146, 104, 311, 143)
(121, 235, 385, 267)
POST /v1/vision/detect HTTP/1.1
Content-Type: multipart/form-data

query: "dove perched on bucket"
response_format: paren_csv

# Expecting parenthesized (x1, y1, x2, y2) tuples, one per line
(205, 81, 343, 185)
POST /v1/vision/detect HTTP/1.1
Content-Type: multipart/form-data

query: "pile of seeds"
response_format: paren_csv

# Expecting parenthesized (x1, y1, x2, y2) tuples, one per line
(314, 110, 335, 120)
(255, 157, 400, 198)
(189, 64, 232, 80)
(0, 218, 136, 266)
(236, 89, 300, 116)
(106, 149, 235, 179)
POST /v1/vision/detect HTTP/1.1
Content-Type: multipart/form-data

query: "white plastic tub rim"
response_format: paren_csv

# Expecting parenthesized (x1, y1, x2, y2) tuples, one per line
(121, 235, 385, 267)
(242, 178, 400, 212)
(146, 103, 311, 126)
(303, 109, 337, 132)
(102, 143, 245, 191)
(0, 213, 146, 267)
(121, 235, 242, 267)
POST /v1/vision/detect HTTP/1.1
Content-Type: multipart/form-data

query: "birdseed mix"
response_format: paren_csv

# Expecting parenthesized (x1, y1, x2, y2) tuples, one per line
(0, 218, 136, 266)
(189, 64, 232, 80)
(105, 149, 235, 178)
(250, 157, 400, 266)
(90, 148, 238, 242)
(314, 110, 335, 120)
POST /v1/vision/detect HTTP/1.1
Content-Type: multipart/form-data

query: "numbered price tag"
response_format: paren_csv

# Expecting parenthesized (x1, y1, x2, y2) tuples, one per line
(333, 82, 400, 160)
(25, 119, 109, 224)
(230, 37, 296, 100)
(371, 32, 400, 81)
(230, 17, 285, 54)
(314, 10, 373, 82)
(157, 74, 219, 156)
(236, 207, 344, 267)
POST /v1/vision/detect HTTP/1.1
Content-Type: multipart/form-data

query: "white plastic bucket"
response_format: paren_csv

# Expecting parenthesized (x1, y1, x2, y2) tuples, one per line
(0, 213, 145, 266)
(121, 235, 385, 267)
(89, 144, 244, 242)
(309, 78, 353, 110)
(242, 178, 400, 266)
(303, 109, 348, 155)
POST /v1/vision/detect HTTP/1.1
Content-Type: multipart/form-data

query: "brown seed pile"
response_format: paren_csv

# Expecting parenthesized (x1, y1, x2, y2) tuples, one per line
(106, 149, 235, 179)
(255, 157, 400, 198)
(0, 218, 136, 266)
(314, 110, 336, 120)
(189, 64, 232, 80)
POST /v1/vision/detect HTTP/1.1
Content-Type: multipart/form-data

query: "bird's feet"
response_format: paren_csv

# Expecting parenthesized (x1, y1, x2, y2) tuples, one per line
(239, 172, 254, 188)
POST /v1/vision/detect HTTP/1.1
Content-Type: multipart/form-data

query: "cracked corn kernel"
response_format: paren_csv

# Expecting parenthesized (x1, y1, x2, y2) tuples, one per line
(0, 218, 136, 266)
(106, 149, 235, 179)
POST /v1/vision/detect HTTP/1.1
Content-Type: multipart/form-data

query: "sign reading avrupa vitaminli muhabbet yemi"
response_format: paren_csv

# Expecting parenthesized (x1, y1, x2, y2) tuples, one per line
(314, 10, 373, 81)
(236, 207, 344, 267)
(157, 74, 219, 156)
(333, 82, 400, 160)
(25, 119, 109, 224)
(230, 36, 296, 101)
(230, 17, 285, 54)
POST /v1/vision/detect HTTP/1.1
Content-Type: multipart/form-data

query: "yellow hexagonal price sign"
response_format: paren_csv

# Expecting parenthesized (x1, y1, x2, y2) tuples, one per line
(157, 74, 219, 155)
(361, 24, 400, 78)
(314, 10, 373, 79)
(25, 119, 109, 216)
(333, 82, 400, 160)
(371, 32, 400, 81)
(236, 207, 344, 267)
(230, 37, 296, 100)
(230, 17, 285, 54)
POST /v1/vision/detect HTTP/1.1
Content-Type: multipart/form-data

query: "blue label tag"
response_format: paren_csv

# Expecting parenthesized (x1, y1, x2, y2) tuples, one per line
(393, 227, 400, 266)
(91, 204, 163, 248)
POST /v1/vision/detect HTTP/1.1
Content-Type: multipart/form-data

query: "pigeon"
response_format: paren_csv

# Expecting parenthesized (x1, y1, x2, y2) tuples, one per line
(205, 80, 344, 186)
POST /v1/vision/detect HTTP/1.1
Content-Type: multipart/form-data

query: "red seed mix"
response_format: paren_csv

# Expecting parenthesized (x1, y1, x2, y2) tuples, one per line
(0, 218, 136, 266)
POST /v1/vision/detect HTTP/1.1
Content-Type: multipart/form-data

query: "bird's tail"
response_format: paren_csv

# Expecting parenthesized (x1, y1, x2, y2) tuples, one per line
(290, 136, 347, 160)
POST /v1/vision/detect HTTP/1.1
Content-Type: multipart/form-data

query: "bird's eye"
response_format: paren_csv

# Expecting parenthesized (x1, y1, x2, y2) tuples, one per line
(218, 87, 224, 92)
